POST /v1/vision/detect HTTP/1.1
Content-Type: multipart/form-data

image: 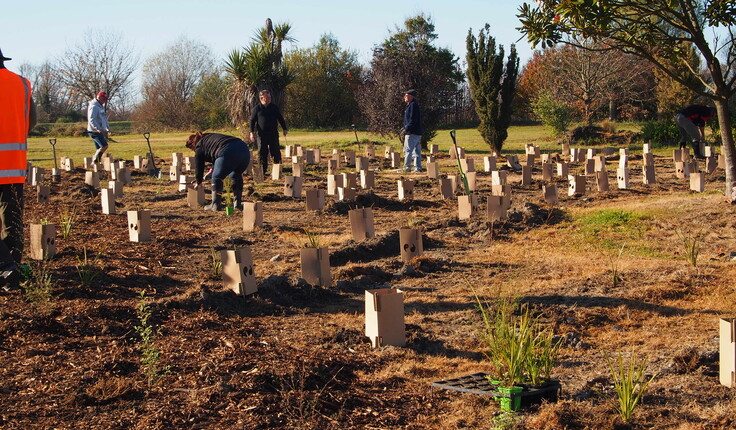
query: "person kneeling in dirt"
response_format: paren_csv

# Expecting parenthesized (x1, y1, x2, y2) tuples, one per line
(675, 104, 714, 159)
(186, 132, 250, 211)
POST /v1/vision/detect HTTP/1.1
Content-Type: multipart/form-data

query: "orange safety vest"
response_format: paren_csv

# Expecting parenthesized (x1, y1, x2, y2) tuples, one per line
(0, 69, 32, 185)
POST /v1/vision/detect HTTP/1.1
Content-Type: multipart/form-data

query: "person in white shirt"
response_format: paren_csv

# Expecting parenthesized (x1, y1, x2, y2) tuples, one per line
(87, 91, 111, 163)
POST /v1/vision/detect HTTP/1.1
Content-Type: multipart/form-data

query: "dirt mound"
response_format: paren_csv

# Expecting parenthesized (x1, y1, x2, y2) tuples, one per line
(324, 191, 440, 215)
(568, 125, 605, 143)
(330, 231, 400, 266)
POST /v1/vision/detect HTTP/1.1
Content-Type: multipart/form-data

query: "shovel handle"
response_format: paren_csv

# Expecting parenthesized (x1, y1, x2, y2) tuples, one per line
(450, 129, 456, 145)
(48, 138, 56, 146)
(143, 131, 150, 140)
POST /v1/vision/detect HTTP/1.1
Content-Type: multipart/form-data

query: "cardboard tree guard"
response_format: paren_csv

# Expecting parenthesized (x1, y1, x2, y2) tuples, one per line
(128, 210, 151, 242)
(521, 165, 532, 186)
(399, 227, 423, 262)
(187, 185, 205, 208)
(221, 247, 257, 296)
(542, 163, 554, 182)
(327, 174, 344, 196)
(30, 224, 56, 260)
(109, 180, 124, 198)
(243, 201, 263, 232)
(360, 170, 375, 189)
(543, 185, 558, 206)
(438, 177, 454, 199)
(101, 188, 116, 214)
(272, 164, 282, 181)
(458, 194, 478, 220)
(556, 162, 568, 177)
(365, 287, 405, 348)
(690, 172, 704, 192)
(305, 188, 325, 211)
(720, 318, 736, 387)
(596, 171, 609, 192)
(466, 171, 477, 192)
(484, 156, 497, 172)
(36, 186, 50, 203)
(390, 152, 401, 168)
(426, 162, 439, 179)
(283, 176, 303, 198)
(487, 195, 507, 222)
(642, 164, 656, 185)
(617, 168, 629, 189)
(300, 247, 331, 287)
(337, 187, 357, 201)
(349, 207, 375, 241)
(397, 180, 415, 201)
(568, 175, 586, 197)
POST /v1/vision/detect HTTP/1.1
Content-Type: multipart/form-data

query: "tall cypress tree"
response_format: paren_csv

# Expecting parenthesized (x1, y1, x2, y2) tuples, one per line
(466, 24, 519, 153)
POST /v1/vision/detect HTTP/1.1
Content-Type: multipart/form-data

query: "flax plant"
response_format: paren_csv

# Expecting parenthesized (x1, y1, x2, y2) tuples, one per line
(607, 351, 656, 422)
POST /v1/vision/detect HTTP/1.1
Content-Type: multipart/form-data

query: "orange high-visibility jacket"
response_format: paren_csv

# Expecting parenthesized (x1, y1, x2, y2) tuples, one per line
(0, 69, 32, 185)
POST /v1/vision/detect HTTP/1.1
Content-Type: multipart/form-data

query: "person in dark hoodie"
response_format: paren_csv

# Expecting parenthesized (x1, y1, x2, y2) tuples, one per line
(185, 132, 250, 211)
(675, 104, 715, 159)
(249, 89, 288, 177)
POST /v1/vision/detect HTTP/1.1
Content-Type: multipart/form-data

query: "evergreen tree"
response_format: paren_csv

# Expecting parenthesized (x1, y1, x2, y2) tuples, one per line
(466, 24, 519, 153)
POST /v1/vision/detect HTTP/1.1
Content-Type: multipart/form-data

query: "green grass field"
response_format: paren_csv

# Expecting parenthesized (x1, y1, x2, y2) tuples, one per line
(27, 123, 649, 169)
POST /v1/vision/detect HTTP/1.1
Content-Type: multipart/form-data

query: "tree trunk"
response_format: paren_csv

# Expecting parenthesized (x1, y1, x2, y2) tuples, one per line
(714, 97, 736, 200)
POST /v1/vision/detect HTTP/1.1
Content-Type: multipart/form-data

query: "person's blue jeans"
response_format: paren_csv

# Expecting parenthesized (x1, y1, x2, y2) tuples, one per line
(212, 140, 251, 194)
(403, 134, 422, 171)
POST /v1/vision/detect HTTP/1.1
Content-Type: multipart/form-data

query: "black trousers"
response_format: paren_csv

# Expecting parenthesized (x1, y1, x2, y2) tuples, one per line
(258, 133, 282, 174)
(0, 183, 24, 267)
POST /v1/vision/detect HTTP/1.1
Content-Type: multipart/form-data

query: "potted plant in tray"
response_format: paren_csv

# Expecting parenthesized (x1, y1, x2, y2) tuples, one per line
(474, 293, 561, 412)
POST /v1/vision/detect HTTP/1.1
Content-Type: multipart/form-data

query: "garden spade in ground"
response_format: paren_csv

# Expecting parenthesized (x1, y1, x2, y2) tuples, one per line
(142, 132, 160, 177)
(450, 130, 471, 195)
(49, 138, 61, 182)
(352, 124, 362, 154)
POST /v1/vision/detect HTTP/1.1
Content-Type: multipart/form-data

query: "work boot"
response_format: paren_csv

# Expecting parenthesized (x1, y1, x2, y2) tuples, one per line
(692, 142, 705, 159)
(0, 262, 20, 292)
(233, 182, 243, 210)
(204, 191, 223, 211)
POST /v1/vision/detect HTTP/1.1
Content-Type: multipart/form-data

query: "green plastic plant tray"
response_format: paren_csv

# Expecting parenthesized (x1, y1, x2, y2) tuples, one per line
(431, 372, 561, 409)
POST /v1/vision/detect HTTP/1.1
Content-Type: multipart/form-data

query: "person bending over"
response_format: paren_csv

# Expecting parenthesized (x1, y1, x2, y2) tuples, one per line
(186, 132, 251, 211)
(675, 104, 714, 159)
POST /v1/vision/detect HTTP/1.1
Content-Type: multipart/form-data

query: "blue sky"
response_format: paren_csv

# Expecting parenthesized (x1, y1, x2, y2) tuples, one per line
(2, 1, 533, 71)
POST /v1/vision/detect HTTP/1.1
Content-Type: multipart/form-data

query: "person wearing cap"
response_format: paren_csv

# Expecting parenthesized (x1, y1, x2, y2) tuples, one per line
(249, 89, 287, 177)
(402, 89, 423, 172)
(675, 104, 715, 159)
(0, 48, 37, 290)
(87, 91, 111, 163)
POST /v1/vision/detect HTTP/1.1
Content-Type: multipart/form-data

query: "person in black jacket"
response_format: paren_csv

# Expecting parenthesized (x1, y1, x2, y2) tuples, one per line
(249, 90, 288, 176)
(675, 104, 714, 159)
(402, 89, 423, 172)
(186, 132, 250, 211)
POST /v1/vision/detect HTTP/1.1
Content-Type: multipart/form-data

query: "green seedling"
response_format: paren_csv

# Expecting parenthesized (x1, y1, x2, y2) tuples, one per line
(607, 351, 656, 423)
(76, 246, 104, 287)
(135, 290, 171, 384)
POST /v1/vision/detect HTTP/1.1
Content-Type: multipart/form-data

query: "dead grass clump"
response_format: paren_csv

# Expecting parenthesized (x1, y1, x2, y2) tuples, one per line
(85, 376, 134, 404)
(333, 264, 393, 283)
(408, 255, 449, 273)
(523, 399, 594, 429)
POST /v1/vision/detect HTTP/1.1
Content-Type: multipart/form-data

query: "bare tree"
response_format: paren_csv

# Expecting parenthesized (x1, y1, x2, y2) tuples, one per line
(57, 30, 138, 111)
(548, 41, 653, 124)
(138, 37, 216, 129)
